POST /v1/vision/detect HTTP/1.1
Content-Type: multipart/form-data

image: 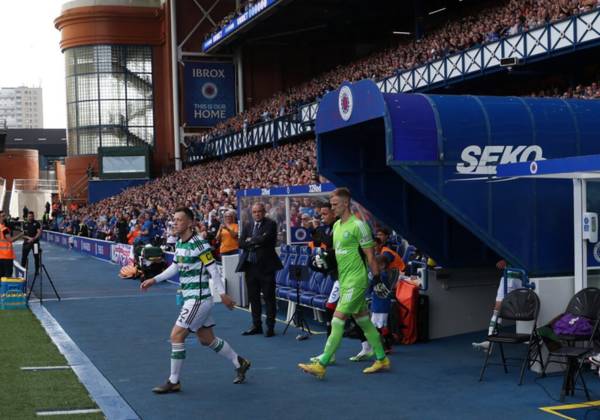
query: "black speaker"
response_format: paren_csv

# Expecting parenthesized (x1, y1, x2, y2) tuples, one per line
(0, 131, 5, 153)
(500, 57, 519, 67)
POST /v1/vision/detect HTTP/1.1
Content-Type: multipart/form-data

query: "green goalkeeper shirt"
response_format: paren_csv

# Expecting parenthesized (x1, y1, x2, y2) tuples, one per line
(332, 215, 375, 289)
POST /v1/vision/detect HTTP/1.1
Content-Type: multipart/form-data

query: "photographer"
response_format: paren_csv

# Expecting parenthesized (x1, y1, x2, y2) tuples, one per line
(21, 211, 42, 275)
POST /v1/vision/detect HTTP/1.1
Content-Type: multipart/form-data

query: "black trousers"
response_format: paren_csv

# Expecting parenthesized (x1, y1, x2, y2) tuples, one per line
(245, 264, 276, 329)
(21, 243, 40, 273)
(0, 259, 13, 277)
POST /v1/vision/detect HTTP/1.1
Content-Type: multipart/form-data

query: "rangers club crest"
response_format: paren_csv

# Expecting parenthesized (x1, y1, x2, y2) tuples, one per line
(338, 85, 353, 121)
(594, 242, 600, 264)
(202, 82, 218, 99)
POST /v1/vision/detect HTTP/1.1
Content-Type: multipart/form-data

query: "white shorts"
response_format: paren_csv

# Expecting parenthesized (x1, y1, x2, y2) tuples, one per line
(176, 298, 215, 332)
(495, 277, 523, 302)
(327, 280, 340, 304)
(371, 312, 388, 329)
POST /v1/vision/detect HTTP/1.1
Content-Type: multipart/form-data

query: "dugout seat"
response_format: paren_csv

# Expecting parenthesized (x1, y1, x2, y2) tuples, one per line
(276, 246, 298, 299)
(275, 245, 290, 285)
(311, 274, 334, 310)
(300, 271, 325, 306)
(283, 247, 311, 302)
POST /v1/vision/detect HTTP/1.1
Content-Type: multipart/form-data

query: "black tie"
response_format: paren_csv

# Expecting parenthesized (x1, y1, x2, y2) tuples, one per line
(248, 222, 260, 264)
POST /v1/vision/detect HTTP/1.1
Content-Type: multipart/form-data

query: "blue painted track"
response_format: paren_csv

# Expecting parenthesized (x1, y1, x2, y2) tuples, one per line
(31, 241, 600, 420)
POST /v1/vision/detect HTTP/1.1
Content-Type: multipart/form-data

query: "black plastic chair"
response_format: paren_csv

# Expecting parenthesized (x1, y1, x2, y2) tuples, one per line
(479, 288, 544, 385)
(542, 287, 600, 401)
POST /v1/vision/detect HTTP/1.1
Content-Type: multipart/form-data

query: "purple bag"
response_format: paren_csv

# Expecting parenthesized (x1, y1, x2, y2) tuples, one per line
(552, 313, 593, 336)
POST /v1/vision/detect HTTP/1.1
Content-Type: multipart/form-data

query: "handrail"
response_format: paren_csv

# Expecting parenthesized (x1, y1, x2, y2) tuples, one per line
(12, 179, 59, 192)
(187, 9, 600, 163)
(66, 173, 90, 202)
(0, 177, 5, 210)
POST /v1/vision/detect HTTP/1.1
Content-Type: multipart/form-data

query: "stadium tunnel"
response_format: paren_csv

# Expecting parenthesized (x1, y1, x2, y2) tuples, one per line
(316, 80, 600, 337)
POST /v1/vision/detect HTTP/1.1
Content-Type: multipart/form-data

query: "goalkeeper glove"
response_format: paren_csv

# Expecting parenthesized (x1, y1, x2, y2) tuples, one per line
(372, 274, 391, 299)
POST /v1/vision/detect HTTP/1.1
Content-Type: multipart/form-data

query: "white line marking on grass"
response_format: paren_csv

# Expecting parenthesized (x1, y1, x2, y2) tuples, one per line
(37, 408, 103, 416)
(30, 303, 140, 420)
(21, 366, 72, 371)
(28, 292, 173, 303)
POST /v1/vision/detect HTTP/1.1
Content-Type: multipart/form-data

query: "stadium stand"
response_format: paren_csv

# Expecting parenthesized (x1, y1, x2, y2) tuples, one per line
(50, 65, 600, 244)
(193, 0, 600, 147)
(48, 139, 319, 242)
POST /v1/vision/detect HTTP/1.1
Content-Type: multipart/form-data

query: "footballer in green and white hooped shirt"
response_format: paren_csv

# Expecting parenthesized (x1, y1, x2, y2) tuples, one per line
(141, 207, 250, 393)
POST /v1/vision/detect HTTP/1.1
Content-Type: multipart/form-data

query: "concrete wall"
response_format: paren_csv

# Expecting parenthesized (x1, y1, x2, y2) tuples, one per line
(424, 268, 500, 339)
(9, 190, 52, 220)
(0, 149, 39, 190)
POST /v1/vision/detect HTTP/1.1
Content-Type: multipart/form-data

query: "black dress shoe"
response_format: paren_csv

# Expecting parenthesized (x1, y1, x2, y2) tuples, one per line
(265, 328, 275, 337)
(242, 327, 263, 336)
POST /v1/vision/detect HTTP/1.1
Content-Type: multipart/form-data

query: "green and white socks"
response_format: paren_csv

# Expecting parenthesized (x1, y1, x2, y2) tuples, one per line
(169, 342, 186, 384)
(169, 337, 241, 384)
(209, 337, 241, 368)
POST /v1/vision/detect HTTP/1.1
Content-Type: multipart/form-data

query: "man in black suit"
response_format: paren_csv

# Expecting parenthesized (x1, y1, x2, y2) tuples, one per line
(236, 203, 283, 337)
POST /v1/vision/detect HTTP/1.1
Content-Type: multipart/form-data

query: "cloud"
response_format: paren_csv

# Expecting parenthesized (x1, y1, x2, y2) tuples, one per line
(0, 0, 66, 128)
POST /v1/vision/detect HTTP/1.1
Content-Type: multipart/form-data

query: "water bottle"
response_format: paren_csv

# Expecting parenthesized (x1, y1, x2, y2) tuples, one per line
(176, 288, 183, 307)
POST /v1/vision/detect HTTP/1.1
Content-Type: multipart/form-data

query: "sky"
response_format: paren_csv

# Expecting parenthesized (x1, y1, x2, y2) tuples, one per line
(0, 0, 66, 128)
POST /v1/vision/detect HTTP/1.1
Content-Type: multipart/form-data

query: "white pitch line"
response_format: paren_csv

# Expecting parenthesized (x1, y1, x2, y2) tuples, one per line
(27, 292, 174, 303)
(21, 366, 72, 371)
(37, 408, 103, 416)
(30, 303, 140, 420)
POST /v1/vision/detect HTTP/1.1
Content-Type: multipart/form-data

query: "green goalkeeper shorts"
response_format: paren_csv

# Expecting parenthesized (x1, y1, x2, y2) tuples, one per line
(336, 286, 368, 315)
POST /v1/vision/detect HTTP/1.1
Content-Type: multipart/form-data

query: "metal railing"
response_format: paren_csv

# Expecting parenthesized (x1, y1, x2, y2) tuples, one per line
(188, 9, 600, 163)
(186, 113, 312, 163)
(65, 174, 89, 203)
(0, 177, 5, 210)
(12, 179, 59, 192)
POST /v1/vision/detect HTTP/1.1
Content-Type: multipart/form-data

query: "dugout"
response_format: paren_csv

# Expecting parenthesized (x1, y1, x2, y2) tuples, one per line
(314, 80, 600, 338)
(236, 183, 392, 246)
(227, 184, 392, 310)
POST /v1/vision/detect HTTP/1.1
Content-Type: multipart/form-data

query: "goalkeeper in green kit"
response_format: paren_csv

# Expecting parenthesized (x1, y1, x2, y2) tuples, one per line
(298, 187, 391, 379)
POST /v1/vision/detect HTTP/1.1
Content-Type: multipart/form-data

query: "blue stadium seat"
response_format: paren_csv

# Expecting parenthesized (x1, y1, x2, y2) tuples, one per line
(402, 245, 416, 263)
(279, 244, 289, 264)
(299, 271, 324, 306)
(311, 275, 334, 310)
(275, 245, 290, 285)
(276, 246, 298, 299)
(283, 247, 311, 302)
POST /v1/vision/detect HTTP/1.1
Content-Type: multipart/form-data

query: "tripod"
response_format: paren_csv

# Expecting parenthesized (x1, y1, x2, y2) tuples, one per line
(26, 248, 60, 305)
(283, 265, 312, 339)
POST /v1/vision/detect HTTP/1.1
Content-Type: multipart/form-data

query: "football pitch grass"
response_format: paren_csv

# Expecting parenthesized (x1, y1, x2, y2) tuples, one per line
(0, 309, 103, 420)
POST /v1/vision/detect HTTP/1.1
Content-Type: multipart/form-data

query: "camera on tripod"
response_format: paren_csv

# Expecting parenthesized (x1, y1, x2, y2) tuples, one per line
(26, 242, 60, 304)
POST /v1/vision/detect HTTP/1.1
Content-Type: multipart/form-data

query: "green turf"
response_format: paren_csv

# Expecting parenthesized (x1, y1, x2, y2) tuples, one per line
(0, 309, 104, 419)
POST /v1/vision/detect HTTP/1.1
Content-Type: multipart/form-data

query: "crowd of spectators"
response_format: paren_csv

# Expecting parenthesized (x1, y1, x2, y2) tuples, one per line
(46, 69, 600, 249)
(42, 0, 600, 258)
(48, 139, 319, 250)
(204, 0, 261, 43)
(531, 80, 600, 99)
(196, 0, 600, 143)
